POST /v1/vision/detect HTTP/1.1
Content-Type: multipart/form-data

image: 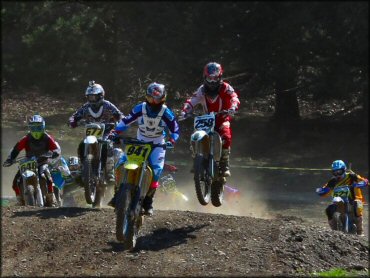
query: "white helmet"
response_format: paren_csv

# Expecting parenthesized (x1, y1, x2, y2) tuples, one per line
(85, 80, 105, 109)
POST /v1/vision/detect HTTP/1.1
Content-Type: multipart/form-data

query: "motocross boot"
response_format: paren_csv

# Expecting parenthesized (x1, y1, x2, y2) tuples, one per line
(107, 184, 118, 208)
(190, 145, 195, 173)
(219, 148, 231, 177)
(356, 216, 364, 236)
(45, 192, 57, 207)
(142, 188, 157, 216)
(16, 195, 25, 206)
(106, 156, 115, 183)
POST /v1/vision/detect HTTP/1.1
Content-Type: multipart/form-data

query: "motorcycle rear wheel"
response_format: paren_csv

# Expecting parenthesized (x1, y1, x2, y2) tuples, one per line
(194, 154, 211, 205)
(211, 178, 225, 207)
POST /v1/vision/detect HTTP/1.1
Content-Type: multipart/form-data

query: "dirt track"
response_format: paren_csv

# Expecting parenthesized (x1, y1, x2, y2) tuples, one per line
(1, 92, 369, 276)
(1, 205, 368, 277)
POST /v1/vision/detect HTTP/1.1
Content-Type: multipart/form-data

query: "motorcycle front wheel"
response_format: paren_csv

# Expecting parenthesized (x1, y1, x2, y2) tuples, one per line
(333, 212, 344, 232)
(194, 154, 211, 205)
(115, 183, 137, 249)
(82, 158, 97, 205)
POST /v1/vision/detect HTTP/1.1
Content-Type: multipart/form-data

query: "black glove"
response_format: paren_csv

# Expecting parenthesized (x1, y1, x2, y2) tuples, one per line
(3, 158, 14, 167)
(52, 152, 59, 159)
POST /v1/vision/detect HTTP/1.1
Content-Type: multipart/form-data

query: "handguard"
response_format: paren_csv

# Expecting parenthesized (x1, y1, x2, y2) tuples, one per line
(316, 187, 330, 196)
(353, 181, 368, 189)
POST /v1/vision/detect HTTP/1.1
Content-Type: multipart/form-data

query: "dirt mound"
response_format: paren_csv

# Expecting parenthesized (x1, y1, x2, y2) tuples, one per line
(1, 206, 368, 277)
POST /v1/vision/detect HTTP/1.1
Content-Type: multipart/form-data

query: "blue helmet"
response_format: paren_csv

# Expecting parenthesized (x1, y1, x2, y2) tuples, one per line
(331, 160, 346, 171)
(331, 160, 346, 177)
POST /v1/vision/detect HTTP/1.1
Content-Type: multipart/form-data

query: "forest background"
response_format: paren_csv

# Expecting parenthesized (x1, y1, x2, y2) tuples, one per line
(2, 1, 368, 120)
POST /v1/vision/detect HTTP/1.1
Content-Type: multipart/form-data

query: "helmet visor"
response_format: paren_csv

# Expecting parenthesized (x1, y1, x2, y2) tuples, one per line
(87, 94, 99, 103)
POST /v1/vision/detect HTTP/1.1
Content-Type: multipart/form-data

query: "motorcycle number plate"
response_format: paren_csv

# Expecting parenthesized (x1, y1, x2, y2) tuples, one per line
(85, 126, 104, 137)
(19, 160, 37, 173)
(124, 143, 152, 165)
(194, 114, 215, 131)
(333, 186, 350, 198)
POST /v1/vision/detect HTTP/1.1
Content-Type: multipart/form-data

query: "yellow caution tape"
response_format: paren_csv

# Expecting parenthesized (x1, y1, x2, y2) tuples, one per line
(166, 160, 330, 171)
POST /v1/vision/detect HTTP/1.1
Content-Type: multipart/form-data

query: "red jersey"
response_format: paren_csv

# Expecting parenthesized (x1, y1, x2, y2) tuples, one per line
(10, 133, 60, 159)
(182, 82, 240, 125)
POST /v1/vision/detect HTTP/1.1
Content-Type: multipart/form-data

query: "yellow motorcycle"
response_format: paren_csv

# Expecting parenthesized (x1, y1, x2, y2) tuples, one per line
(113, 138, 170, 249)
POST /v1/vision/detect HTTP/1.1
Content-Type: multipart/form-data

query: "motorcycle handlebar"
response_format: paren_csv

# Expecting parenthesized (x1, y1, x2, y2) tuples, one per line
(179, 110, 234, 121)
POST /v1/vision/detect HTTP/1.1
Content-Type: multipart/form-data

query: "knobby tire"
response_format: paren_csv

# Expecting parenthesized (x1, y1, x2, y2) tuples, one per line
(115, 183, 136, 249)
(83, 159, 96, 204)
(194, 154, 211, 205)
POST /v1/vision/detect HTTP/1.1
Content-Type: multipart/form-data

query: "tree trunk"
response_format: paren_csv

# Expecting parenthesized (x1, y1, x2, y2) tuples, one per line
(269, 74, 301, 140)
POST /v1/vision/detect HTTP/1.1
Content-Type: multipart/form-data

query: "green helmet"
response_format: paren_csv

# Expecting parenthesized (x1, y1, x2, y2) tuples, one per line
(28, 114, 45, 140)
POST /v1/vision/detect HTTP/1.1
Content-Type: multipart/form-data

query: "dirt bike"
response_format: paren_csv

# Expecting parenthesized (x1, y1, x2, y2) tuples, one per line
(13, 152, 54, 207)
(78, 121, 115, 207)
(181, 111, 230, 207)
(159, 174, 189, 202)
(331, 183, 367, 234)
(49, 156, 79, 207)
(113, 137, 172, 249)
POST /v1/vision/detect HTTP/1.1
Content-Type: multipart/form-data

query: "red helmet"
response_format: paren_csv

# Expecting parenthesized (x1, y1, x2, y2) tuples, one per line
(203, 62, 223, 92)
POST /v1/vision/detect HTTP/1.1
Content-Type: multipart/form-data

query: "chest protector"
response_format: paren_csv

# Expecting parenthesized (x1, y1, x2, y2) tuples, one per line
(138, 103, 166, 138)
(86, 106, 104, 121)
(26, 133, 50, 158)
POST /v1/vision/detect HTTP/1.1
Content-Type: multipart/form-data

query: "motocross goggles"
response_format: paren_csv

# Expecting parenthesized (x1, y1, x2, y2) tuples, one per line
(146, 95, 164, 104)
(205, 75, 220, 83)
(332, 169, 345, 176)
(29, 124, 45, 132)
(87, 94, 100, 102)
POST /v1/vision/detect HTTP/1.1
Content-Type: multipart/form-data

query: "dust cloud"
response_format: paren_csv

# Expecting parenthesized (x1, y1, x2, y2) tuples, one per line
(154, 171, 273, 219)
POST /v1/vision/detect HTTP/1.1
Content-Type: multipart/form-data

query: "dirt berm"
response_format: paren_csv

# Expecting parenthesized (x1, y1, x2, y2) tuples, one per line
(1, 206, 369, 277)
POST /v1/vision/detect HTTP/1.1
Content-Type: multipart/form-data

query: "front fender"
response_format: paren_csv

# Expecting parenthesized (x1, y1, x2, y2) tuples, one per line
(191, 130, 208, 142)
(332, 197, 344, 203)
(124, 162, 139, 170)
(22, 170, 36, 179)
(84, 135, 98, 144)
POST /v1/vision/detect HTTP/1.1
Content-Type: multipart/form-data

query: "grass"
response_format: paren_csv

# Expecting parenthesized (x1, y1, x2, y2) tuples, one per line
(312, 268, 367, 277)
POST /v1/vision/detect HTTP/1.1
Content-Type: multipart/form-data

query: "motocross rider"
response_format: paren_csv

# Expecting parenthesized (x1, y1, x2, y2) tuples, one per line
(2, 114, 61, 206)
(68, 81, 123, 182)
(316, 160, 368, 236)
(107, 82, 180, 216)
(180, 62, 240, 177)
